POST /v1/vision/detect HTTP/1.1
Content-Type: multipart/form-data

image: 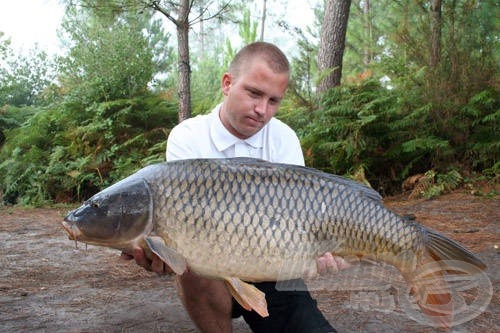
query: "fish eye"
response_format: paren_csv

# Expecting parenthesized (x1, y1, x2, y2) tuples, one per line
(91, 201, 100, 208)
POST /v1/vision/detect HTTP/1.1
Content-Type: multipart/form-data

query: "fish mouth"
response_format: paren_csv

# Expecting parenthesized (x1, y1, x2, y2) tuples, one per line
(61, 220, 81, 241)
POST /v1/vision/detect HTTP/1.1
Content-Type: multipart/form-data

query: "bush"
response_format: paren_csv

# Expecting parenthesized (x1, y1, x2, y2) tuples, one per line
(298, 80, 497, 195)
(0, 95, 178, 205)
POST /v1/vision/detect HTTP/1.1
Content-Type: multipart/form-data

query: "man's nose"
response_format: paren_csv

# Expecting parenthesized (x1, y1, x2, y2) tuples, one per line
(254, 99, 268, 116)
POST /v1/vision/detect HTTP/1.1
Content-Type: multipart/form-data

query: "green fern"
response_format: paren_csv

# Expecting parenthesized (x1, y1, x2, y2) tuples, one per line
(411, 170, 463, 199)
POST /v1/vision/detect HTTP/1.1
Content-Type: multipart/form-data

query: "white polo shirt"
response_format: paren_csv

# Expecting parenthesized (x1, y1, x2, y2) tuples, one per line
(166, 104, 304, 166)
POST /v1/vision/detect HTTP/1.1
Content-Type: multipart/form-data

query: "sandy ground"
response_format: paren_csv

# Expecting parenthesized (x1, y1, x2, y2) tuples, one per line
(0, 191, 498, 332)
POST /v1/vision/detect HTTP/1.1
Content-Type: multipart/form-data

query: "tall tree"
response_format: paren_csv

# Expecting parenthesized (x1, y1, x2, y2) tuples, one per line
(148, 0, 231, 122)
(362, 0, 373, 66)
(240, 8, 258, 44)
(0, 32, 10, 59)
(260, 0, 267, 41)
(429, 0, 442, 68)
(58, 5, 170, 104)
(152, 0, 190, 121)
(0, 47, 55, 106)
(0, 35, 55, 159)
(70, 0, 231, 121)
(317, 0, 352, 93)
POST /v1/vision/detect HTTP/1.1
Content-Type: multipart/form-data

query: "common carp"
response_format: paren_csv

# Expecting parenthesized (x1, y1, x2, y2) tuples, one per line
(62, 157, 486, 327)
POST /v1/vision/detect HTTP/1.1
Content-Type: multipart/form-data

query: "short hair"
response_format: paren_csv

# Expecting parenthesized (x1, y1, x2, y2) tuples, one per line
(229, 42, 290, 79)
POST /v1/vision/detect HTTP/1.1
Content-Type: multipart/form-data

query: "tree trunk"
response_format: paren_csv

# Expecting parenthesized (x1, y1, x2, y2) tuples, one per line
(448, 0, 458, 90)
(260, 0, 267, 41)
(148, 0, 231, 122)
(199, 7, 205, 55)
(362, 0, 372, 66)
(177, 0, 191, 122)
(429, 0, 441, 68)
(317, 0, 352, 94)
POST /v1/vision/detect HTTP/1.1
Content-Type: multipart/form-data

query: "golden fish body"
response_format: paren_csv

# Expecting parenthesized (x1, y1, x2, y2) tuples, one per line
(147, 158, 424, 281)
(63, 158, 486, 324)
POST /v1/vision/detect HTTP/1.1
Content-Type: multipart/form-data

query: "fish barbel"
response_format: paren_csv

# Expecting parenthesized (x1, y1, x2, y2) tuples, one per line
(62, 158, 486, 327)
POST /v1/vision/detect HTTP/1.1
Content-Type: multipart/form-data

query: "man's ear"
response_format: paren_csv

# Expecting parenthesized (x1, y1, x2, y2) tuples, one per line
(221, 73, 231, 96)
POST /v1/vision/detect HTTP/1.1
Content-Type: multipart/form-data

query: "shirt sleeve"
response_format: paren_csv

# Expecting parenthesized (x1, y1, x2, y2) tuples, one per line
(166, 122, 199, 162)
(276, 132, 305, 166)
(269, 119, 305, 166)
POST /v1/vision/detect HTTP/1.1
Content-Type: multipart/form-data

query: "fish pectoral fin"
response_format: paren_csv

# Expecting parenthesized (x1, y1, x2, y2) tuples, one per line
(145, 236, 187, 275)
(224, 277, 269, 318)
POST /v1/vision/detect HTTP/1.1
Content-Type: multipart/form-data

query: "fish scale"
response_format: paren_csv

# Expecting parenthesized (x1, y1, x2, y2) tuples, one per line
(139, 158, 422, 280)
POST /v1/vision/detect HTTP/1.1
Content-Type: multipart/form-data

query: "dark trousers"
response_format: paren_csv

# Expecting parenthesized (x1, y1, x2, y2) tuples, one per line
(232, 280, 336, 333)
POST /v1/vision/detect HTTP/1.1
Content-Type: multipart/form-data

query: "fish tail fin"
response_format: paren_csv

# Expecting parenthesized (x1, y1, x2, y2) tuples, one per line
(402, 229, 486, 329)
(404, 251, 454, 329)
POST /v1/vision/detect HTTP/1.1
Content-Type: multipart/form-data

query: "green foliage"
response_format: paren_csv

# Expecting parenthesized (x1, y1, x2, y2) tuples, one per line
(0, 31, 10, 57)
(0, 105, 38, 144)
(0, 47, 57, 107)
(285, 0, 498, 194)
(1, 2, 180, 206)
(302, 80, 402, 180)
(0, 96, 178, 205)
(0, 107, 64, 205)
(409, 169, 464, 200)
(239, 8, 258, 45)
(190, 46, 225, 115)
(462, 89, 499, 170)
(299, 77, 497, 194)
(283, 23, 319, 106)
(58, 5, 172, 105)
(1, 0, 498, 206)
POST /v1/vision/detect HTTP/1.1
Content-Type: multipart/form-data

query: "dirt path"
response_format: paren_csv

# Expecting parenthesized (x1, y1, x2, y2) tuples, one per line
(0, 191, 498, 332)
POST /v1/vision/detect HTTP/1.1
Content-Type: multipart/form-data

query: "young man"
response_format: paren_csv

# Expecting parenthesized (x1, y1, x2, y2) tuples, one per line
(125, 42, 347, 332)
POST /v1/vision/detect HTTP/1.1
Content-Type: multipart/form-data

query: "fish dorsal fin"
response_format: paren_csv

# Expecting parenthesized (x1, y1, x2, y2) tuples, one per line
(145, 236, 187, 275)
(224, 277, 269, 317)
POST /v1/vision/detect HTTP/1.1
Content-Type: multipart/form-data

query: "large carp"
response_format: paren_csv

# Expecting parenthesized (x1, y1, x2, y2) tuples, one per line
(62, 157, 486, 327)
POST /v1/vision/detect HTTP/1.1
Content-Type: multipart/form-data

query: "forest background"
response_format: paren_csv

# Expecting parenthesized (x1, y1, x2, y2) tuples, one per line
(0, 0, 497, 206)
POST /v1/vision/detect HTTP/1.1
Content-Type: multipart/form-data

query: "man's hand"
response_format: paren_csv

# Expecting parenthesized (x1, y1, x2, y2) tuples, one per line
(315, 252, 350, 276)
(120, 248, 174, 275)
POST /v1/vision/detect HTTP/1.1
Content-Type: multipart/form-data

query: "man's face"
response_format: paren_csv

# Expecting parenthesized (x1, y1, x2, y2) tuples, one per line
(220, 59, 289, 139)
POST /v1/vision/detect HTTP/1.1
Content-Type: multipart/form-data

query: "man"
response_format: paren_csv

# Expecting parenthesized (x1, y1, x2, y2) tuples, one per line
(124, 42, 347, 332)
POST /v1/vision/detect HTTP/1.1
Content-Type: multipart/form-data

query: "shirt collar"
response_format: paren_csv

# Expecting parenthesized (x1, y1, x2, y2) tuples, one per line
(210, 105, 264, 152)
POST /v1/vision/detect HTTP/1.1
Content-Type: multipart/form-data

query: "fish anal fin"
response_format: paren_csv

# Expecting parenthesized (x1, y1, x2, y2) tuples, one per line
(224, 277, 269, 317)
(145, 236, 187, 275)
